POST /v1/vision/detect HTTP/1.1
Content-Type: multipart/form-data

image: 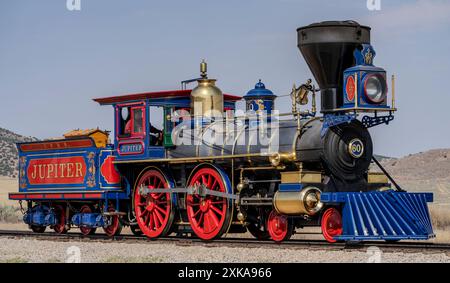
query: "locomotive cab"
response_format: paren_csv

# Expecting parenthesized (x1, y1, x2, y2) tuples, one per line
(94, 89, 240, 162)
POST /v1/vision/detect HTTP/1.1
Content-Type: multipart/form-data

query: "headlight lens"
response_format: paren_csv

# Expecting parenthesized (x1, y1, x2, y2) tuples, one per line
(364, 75, 386, 103)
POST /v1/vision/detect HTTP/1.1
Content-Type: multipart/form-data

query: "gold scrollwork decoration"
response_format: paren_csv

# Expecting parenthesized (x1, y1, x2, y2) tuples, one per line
(87, 152, 96, 187)
(19, 156, 27, 189)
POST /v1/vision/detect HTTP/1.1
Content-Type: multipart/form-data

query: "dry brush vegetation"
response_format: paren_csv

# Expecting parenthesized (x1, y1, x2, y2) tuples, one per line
(0, 204, 21, 223)
(430, 206, 450, 230)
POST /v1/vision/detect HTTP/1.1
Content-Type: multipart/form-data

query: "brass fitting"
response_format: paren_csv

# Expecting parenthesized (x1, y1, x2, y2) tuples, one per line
(269, 152, 296, 167)
(236, 211, 246, 222)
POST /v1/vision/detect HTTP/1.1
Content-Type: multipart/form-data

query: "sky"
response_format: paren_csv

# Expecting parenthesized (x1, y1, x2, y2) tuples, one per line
(1, 0, 450, 157)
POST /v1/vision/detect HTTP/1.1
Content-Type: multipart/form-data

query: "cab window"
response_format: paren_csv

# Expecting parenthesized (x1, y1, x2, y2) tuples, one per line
(118, 107, 131, 137)
(118, 105, 145, 138)
(132, 108, 144, 134)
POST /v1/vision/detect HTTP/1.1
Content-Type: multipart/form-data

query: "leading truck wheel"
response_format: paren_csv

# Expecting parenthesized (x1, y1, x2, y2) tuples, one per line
(134, 168, 175, 238)
(321, 207, 343, 243)
(267, 210, 293, 242)
(186, 167, 232, 241)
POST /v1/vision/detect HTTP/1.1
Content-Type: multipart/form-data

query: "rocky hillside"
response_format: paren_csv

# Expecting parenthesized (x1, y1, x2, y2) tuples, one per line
(376, 149, 450, 204)
(0, 127, 37, 178)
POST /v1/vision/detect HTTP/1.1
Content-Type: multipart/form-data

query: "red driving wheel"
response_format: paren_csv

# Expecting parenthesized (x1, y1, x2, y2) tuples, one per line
(103, 203, 122, 237)
(321, 207, 343, 243)
(186, 167, 231, 240)
(53, 204, 68, 234)
(267, 210, 293, 242)
(134, 168, 174, 238)
(79, 205, 97, 236)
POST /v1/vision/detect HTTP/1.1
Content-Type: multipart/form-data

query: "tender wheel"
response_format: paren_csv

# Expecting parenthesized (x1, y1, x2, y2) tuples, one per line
(103, 204, 122, 237)
(134, 168, 175, 238)
(53, 205, 68, 234)
(321, 207, 343, 243)
(30, 225, 46, 233)
(79, 205, 97, 236)
(186, 167, 232, 241)
(267, 210, 293, 242)
(130, 224, 143, 236)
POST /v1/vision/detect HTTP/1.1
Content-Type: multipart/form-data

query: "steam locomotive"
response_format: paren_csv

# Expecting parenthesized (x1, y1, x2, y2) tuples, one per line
(9, 21, 434, 243)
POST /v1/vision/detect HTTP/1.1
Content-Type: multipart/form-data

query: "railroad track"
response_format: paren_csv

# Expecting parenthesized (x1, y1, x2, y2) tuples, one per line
(1, 230, 450, 254)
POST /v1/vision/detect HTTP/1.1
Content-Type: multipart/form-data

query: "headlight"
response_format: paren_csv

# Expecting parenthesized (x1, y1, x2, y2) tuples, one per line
(364, 75, 387, 104)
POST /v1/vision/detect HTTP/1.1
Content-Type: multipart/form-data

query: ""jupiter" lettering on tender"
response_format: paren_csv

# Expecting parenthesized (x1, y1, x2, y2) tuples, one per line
(27, 156, 87, 185)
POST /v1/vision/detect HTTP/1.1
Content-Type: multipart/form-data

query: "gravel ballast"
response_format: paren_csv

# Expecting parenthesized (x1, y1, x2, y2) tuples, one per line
(0, 238, 449, 263)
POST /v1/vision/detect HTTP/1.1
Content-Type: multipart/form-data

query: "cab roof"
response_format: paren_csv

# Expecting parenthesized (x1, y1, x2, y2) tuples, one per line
(93, 89, 241, 105)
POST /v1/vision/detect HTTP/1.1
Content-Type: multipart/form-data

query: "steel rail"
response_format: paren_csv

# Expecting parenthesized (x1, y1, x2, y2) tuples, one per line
(0, 230, 449, 254)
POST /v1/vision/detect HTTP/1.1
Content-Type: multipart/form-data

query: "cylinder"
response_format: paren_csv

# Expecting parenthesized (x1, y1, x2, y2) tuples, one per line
(273, 186, 323, 216)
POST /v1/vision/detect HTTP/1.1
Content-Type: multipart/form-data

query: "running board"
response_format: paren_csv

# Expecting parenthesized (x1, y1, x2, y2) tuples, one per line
(321, 191, 434, 241)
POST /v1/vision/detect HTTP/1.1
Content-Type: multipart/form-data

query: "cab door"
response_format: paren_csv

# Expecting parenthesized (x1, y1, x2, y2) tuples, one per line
(115, 103, 147, 159)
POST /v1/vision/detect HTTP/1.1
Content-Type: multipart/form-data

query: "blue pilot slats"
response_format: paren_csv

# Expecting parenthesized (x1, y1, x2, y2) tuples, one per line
(321, 191, 434, 241)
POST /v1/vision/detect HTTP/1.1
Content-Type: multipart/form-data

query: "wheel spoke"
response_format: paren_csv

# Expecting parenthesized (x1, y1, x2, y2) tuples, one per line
(154, 209, 165, 225)
(210, 204, 224, 216)
(206, 174, 213, 188)
(144, 212, 150, 226)
(210, 179, 218, 191)
(201, 175, 207, 185)
(152, 213, 160, 229)
(203, 212, 210, 233)
(154, 204, 168, 216)
(197, 212, 204, 226)
(208, 210, 219, 228)
(193, 208, 201, 217)
(149, 213, 154, 229)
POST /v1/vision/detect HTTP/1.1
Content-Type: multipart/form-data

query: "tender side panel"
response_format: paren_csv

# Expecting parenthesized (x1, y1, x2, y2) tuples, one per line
(16, 138, 121, 194)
